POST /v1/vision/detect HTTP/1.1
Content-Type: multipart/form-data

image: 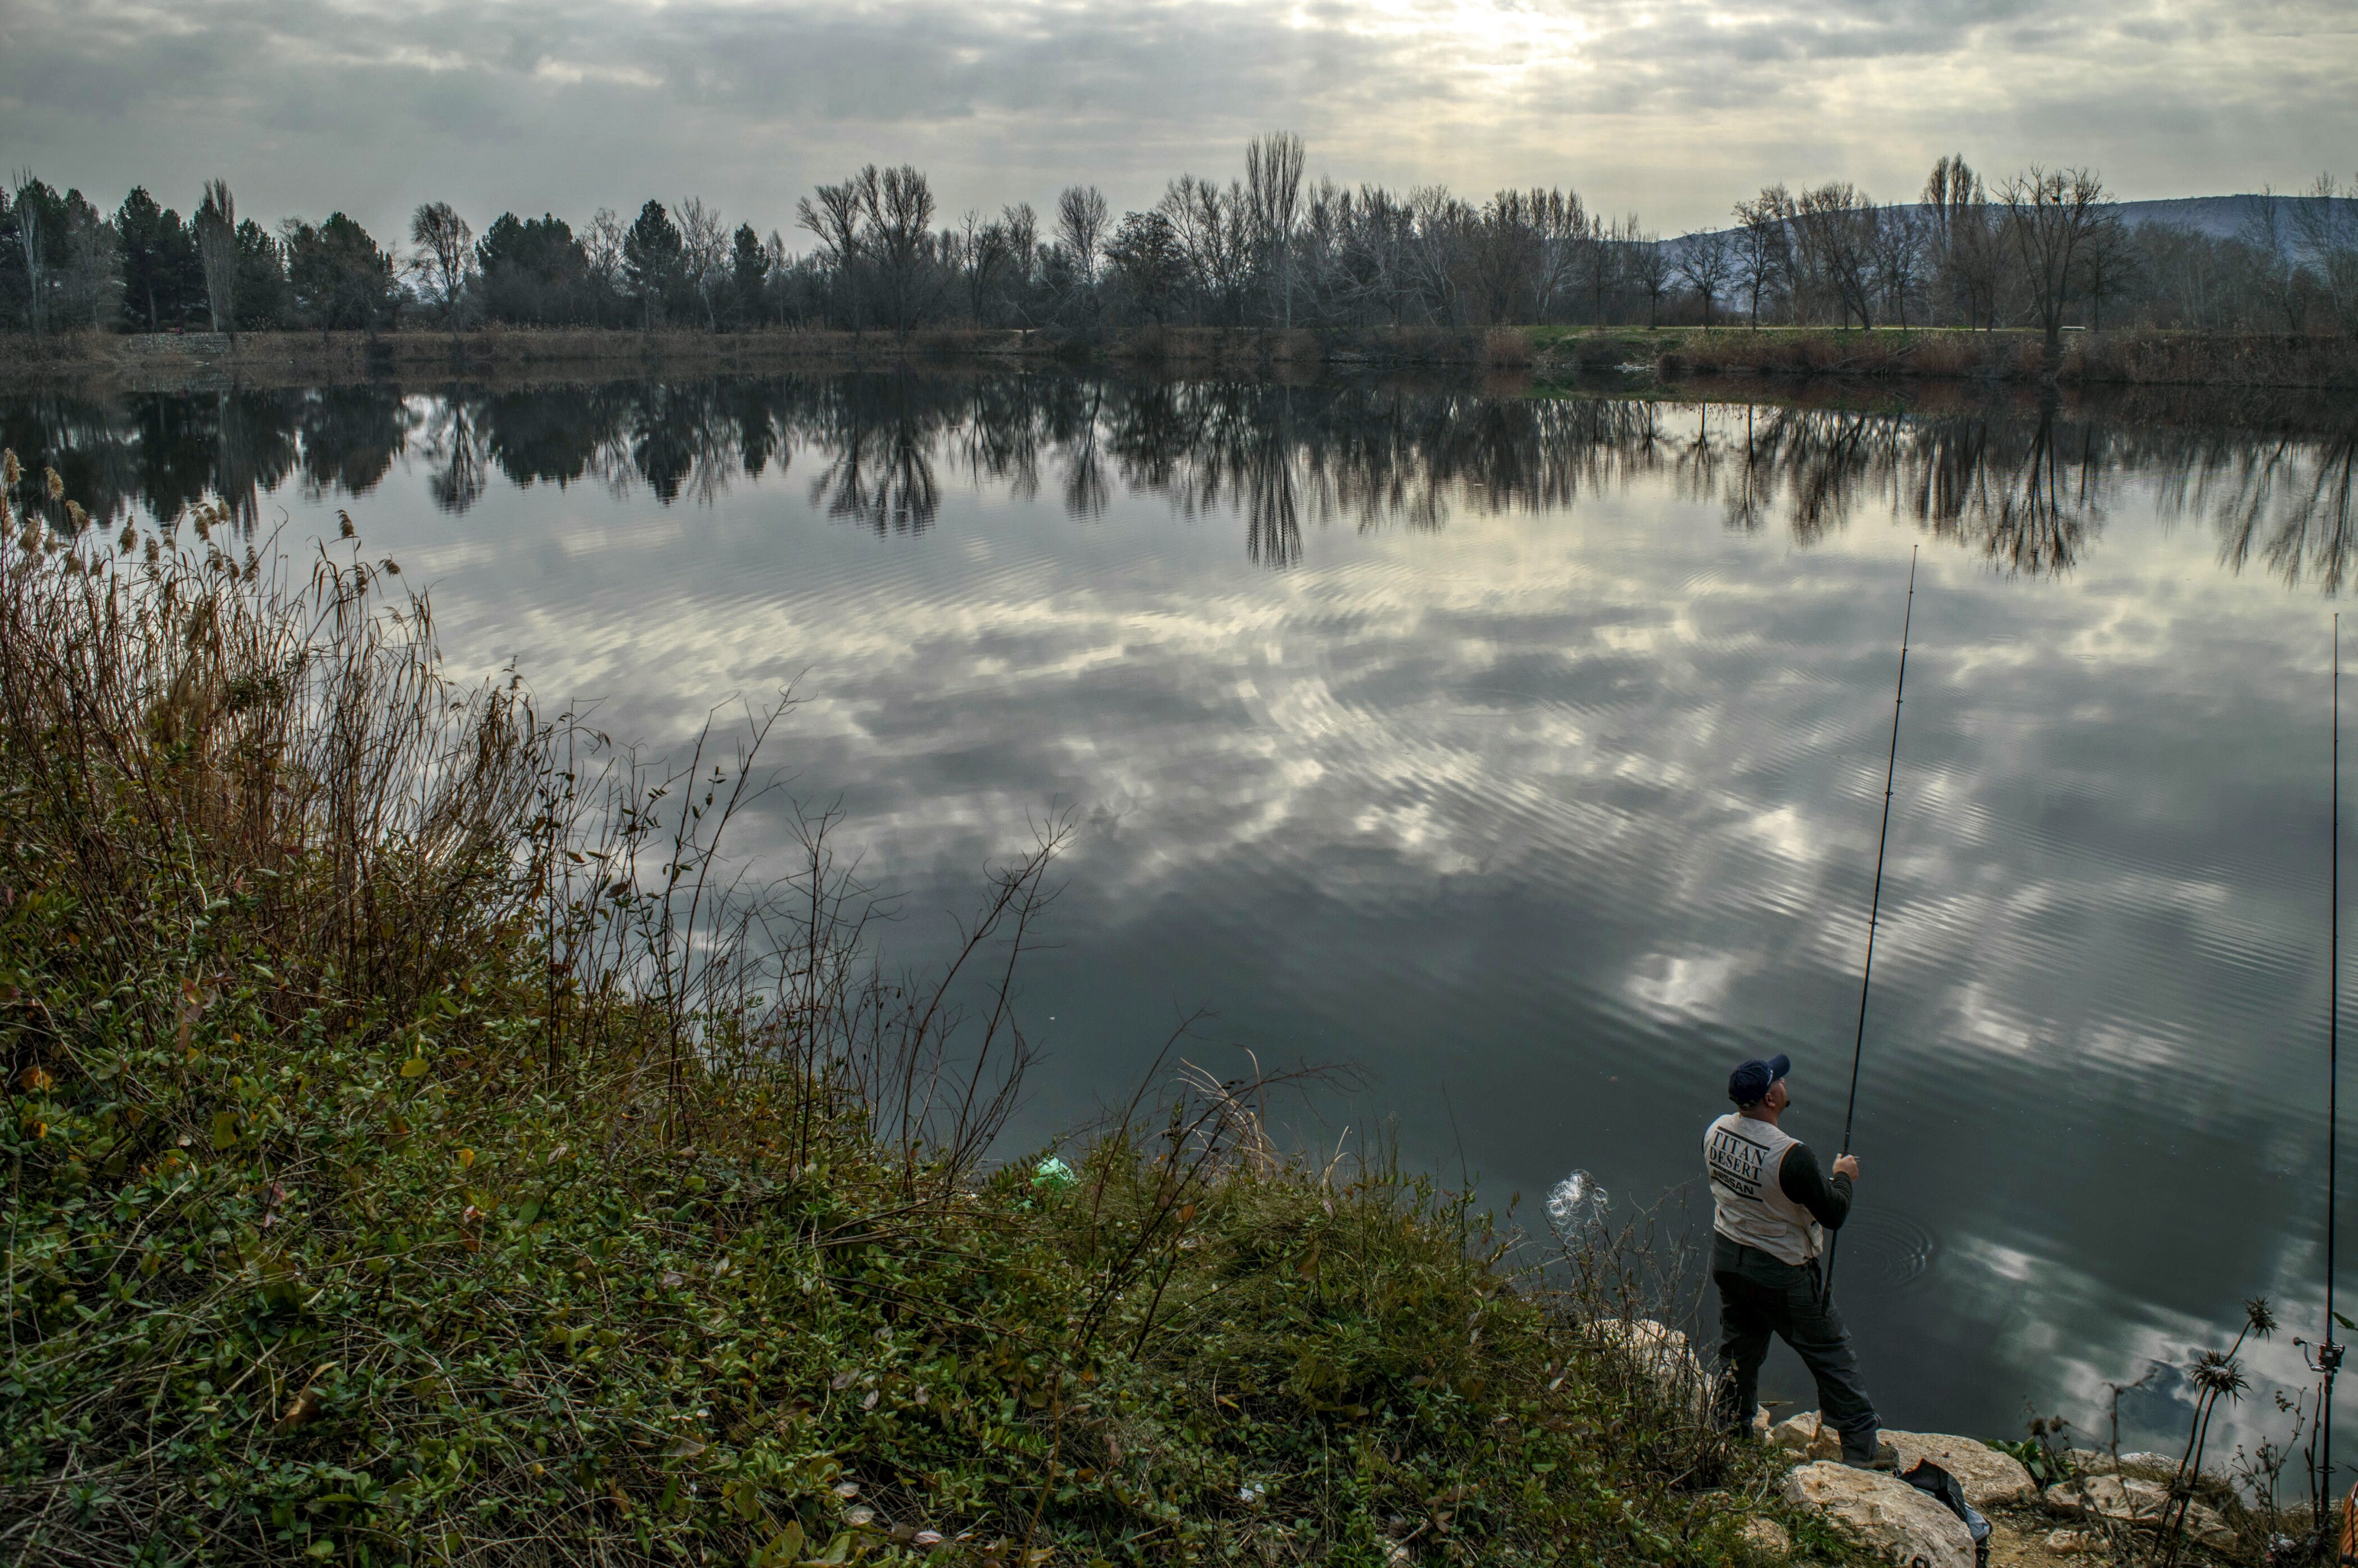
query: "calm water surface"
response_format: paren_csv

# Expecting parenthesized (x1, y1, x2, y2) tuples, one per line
(14, 371, 2358, 1453)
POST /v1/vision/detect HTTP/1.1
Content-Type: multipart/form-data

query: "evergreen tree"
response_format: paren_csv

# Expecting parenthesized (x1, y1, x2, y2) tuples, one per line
(731, 222, 767, 327)
(621, 200, 684, 326)
(476, 213, 590, 324)
(284, 213, 397, 330)
(115, 188, 201, 331)
(233, 220, 288, 329)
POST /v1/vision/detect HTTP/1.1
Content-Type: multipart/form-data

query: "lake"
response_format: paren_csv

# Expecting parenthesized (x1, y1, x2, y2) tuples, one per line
(12, 368, 2357, 1456)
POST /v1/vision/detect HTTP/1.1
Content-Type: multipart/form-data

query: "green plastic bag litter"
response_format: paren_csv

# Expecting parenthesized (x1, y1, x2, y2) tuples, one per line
(1033, 1156, 1076, 1192)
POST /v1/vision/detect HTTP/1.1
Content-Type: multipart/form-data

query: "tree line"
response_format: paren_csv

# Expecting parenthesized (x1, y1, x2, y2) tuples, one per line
(7, 141, 2357, 345)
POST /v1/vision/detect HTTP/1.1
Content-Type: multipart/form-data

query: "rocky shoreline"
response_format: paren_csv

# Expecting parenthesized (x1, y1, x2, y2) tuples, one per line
(1623, 1322, 2249, 1568)
(1767, 1418, 2237, 1568)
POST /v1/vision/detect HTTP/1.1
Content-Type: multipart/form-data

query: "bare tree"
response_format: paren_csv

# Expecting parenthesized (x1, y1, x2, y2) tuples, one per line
(1675, 225, 1735, 327)
(1528, 187, 1589, 322)
(2075, 210, 2136, 331)
(1465, 189, 1542, 324)
(1002, 202, 1039, 292)
(1924, 155, 1996, 328)
(1576, 212, 1625, 324)
(1404, 185, 1473, 324)
(1055, 185, 1108, 282)
(675, 197, 730, 331)
(1160, 176, 1249, 325)
(863, 166, 941, 334)
(1351, 184, 1419, 326)
(2291, 173, 2358, 334)
(194, 178, 238, 339)
(2000, 166, 2109, 364)
(1732, 186, 1791, 326)
(797, 177, 867, 327)
(958, 210, 1012, 324)
(1295, 177, 1344, 321)
(798, 165, 942, 334)
(2240, 187, 2308, 334)
(582, 208, 626, 326)
(1246, 131, 1306, 327)
(1872, 205, 1926, 327)
(1628, 231, 1670, 326)
(407, 200, 473, 337)
(1790, 182, 1879, 327)
(10, 172, 47, 337)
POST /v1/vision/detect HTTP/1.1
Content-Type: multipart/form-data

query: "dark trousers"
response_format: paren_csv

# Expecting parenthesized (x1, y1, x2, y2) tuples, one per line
(1711, 1233, 1879, 1461)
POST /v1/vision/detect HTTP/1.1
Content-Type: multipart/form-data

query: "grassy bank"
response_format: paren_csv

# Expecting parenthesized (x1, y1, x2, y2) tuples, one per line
(0, 326, 1517, 392)
(1530, 325, 2358, 390)
(0, 471, 1822, 1566)
(8, 323, 2357, 394)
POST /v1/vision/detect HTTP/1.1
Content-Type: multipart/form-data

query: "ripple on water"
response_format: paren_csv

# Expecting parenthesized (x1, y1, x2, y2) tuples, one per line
(1832, 1206, 1940, 1292)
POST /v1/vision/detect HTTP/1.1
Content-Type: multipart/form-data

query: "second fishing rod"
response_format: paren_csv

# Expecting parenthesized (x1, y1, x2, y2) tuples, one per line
(1823, 545, 1918, 1301)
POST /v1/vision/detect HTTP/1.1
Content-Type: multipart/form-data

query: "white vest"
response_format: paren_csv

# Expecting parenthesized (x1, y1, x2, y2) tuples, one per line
(1704, 1111, 1823, 1266)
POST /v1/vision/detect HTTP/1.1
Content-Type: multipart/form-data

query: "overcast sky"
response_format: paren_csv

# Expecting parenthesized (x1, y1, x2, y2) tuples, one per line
(4, 0, 2353, 246)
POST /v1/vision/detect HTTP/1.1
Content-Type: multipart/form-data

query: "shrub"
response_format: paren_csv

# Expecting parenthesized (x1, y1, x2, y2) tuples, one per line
(1481, 329, 1535, 369)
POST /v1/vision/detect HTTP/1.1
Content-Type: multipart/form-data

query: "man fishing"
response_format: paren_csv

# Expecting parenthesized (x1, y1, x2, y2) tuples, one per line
(1704, 1052, 1881, 1467)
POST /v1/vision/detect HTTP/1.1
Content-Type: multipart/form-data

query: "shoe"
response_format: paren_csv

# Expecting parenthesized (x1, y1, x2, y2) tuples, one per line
(1837, 1425, 1887, 1470)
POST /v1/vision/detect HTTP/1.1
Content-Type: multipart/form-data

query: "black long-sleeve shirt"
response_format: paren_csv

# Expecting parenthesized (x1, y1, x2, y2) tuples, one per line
(1777, 1142, 1854, 1230)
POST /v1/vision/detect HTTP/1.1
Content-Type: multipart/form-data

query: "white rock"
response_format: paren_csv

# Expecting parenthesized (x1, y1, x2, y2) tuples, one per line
(1882, 1431, 2038, 1508)
(2046, 1476, 2162, 1524)
(2044, 1476, 2233, 1551)
(2043, 1529, 2107, 1555)
(1768, 1411, 1898, 1466)
(1587, 1319, 1708, 1405)
(2063, 1449, 2183, 1483)
(1771, 1411, 1841, 1460)
(1752, 1406, 1774, 1440)
(1741, 1516, 1793, 1556)
(1785, 1461, 1976, 1568)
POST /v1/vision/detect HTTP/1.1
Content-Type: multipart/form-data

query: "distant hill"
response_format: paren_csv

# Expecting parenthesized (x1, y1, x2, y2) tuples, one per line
(1670, 193, 2352, 255)
(2113, 194, 2345, 241)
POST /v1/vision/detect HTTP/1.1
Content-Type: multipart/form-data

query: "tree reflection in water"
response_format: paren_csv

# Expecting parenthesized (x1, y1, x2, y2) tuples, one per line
(2167, 425, 2358, 593)
(4, 372, 2355, 589)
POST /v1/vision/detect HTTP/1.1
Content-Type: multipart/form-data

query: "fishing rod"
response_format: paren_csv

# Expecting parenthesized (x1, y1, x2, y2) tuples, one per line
(2324, 613, 2344, 1555)
(1824, 546, 1918, 1300)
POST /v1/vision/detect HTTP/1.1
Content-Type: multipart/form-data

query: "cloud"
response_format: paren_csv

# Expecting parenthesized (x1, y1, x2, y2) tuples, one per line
(2, 0, 2352, 240)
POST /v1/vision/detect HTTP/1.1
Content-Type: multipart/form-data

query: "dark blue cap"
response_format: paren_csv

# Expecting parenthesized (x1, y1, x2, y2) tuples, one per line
(1728, 1054, 1790, 1105)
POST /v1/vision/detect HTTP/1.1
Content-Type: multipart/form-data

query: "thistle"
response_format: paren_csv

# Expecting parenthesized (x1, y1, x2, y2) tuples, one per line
(2190, 1348, 2248, 1400)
